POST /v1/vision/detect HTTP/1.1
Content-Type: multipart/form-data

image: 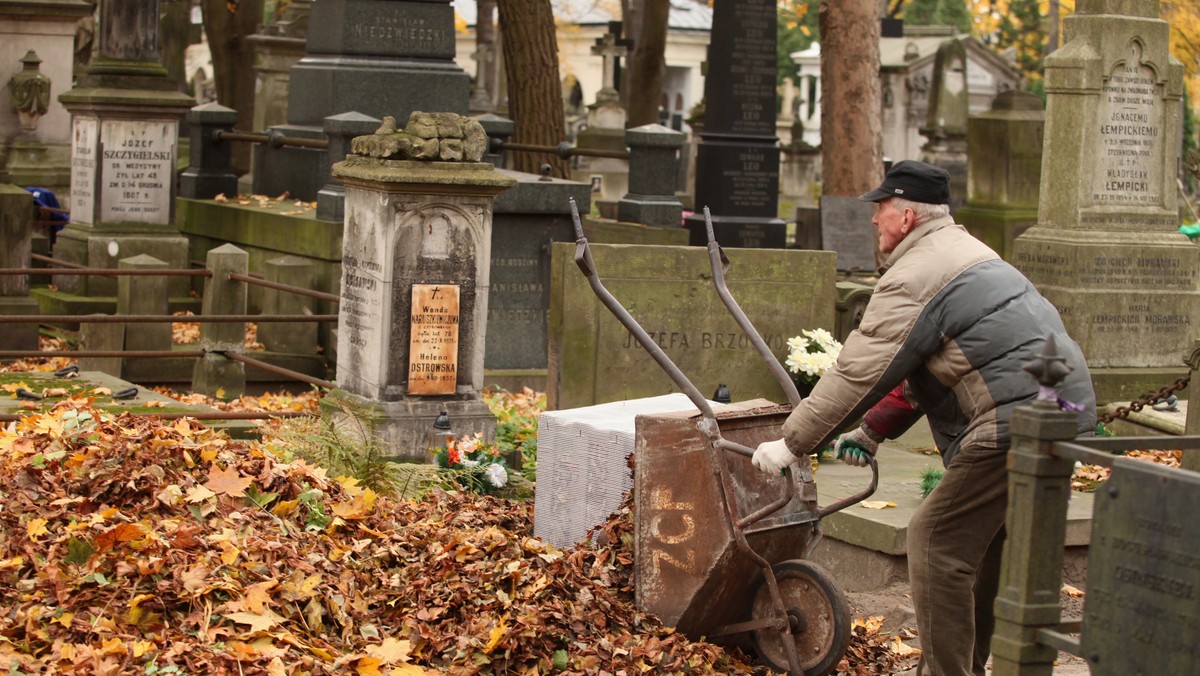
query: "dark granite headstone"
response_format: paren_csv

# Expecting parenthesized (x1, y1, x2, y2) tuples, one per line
(684, 0, 784, 248)
(485, 173, 590, 374)
(253, 0, 469, 201)
(819, 196, 876, 272)
(1081, 458, 1200, 673)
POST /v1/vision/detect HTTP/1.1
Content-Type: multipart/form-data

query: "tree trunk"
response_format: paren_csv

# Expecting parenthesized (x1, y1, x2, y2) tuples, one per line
(626, 0, 669, 127)
(819, 0, 882, 197)
(201, 0, 263, 175)
(497, 0, 569, 177)
(160, 0, 192, 94)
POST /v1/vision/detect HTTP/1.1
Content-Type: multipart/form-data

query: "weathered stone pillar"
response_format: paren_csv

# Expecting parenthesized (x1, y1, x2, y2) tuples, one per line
(317, 112, 381, 223)
(258, 255, 317, 354)
(323, 112, 516, 461)
(957, 90, 1045, 262)
(0, 184, 39, 350)
(992, 344, 1080, 675)
(192, 244, 247, 400)
(179, 103, 239, 200)
(116, 254, 170, 353)
(78, 315, 123, 375)
(617, 124, 684, 228)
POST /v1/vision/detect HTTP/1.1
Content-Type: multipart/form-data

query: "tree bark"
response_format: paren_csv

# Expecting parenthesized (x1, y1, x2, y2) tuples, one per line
(497, 0, 570, 177)
(626, 0, 669, 127)
(201, 0, 263, 175)
(819, 0, 883, 197)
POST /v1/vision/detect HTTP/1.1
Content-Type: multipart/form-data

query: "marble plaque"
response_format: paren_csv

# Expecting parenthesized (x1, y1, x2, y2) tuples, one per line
(1081, 458, 1200, 672)
(99, 120, 176, 224)
(1091, 57, 1164, 208)
(70, 117, 98, 225)
(408, 283, 460, 395)
(336, 210, 392, 398)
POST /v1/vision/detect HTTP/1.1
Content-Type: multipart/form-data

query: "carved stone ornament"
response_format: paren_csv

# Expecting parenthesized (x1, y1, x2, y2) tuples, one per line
(350, 112, 488, 162)
(8, 50, 52, 134)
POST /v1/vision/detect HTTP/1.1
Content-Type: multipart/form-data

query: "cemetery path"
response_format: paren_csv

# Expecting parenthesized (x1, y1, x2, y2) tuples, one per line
(846, 584, 1093, 674)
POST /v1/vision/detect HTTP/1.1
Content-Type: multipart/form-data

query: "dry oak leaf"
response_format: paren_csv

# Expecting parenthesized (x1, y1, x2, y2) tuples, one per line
(225, 609, 286, 633)
(204, 464, 255, 497)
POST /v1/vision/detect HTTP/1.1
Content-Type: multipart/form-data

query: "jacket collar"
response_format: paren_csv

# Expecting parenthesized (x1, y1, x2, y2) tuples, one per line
(878, 214, 957, 273)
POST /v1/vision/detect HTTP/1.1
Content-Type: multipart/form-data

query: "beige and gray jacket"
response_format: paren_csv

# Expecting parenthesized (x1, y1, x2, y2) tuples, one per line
(780, 215, 1095, 466)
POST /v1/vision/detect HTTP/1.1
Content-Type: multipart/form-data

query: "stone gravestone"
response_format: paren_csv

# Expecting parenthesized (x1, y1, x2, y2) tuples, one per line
(820, 196, 876, 272)
(325, 113, 516, 461)
(1080, 459, 1200, 673)
(683, 0, 784, 248)
(484, 174, 590, 392)
(0, 185, 39, 350)
(254, 0, 470, 201)
(55, 0, 195, 298)
(571, 25, 629, 220)
(918, 39, 969, 214)
(547, 242, 836, 409)
(1012, 1, 1199, 394)
(956, 90, 1045, 261)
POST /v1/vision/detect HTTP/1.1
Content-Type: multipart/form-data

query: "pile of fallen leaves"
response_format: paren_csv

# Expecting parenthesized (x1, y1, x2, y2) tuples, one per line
(151, 386, 323, 417)
(213, 192, 317, 217)
(1071, 448, 1182, 491)
(0, 402, 771, 674)
(0, 335, 74, 374)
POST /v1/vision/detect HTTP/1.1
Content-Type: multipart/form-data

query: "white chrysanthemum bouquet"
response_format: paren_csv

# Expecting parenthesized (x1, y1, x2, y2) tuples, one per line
(785, 328, 843, 387)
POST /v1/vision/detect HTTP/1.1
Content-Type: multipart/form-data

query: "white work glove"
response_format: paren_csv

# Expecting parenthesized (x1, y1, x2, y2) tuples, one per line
(752, 438, 796, 475)
(833, 424, 884, 467)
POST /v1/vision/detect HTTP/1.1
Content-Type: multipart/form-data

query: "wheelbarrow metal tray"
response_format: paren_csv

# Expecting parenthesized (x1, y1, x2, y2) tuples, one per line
(634, 399, 819, 637)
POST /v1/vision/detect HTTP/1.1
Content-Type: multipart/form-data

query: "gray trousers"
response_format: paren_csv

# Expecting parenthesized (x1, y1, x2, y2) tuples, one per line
(907, 444, 1009, 676)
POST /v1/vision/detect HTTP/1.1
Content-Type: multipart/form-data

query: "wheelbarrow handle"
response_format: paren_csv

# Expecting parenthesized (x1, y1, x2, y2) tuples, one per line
(818, 455, 880, 518)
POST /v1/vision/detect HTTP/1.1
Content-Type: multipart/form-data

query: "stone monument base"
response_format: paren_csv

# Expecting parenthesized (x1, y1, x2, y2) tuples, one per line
(1089, 366, 1191, 410)
(0, 296, 40, 351)
(1013, 228, 1200, 368)
(51, 227, 191, 297)
(321, 390, 497, 463)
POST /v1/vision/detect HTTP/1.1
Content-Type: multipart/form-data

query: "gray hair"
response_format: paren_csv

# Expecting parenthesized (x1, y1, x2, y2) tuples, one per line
(891, 197, 950, 225)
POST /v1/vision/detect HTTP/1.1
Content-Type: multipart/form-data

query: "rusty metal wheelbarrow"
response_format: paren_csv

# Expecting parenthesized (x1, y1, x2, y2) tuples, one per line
(569, 201, 879, 675)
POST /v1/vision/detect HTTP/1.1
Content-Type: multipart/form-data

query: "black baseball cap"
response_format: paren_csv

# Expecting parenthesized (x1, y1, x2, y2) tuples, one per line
(858, 160, 951, 205)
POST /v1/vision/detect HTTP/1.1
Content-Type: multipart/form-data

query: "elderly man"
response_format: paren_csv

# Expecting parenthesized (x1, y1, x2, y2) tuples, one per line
(752, 160, 1096, 676)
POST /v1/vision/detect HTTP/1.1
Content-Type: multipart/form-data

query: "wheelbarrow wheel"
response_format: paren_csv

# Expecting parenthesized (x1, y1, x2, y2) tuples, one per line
(750, 559, 851, 676)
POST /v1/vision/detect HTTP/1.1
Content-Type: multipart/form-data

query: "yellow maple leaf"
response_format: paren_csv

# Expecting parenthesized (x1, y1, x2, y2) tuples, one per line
(270, 499, 299, 517)
(241, 579, 278, 614)
(204, 465, 254, 497)
(53, 612, 75, 628)
(132, 640, 154, 657)
(27, 518, 49, 539)
(219, 540, 241, 566)
(355, 656, 384, 676)
(332, 489, 378, 520)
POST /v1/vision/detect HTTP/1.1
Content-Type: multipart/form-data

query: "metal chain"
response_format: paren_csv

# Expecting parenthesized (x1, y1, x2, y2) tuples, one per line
(1098, 375, 1192, 424)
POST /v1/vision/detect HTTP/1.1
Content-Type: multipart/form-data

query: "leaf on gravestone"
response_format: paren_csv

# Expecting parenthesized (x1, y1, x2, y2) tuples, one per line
(861, 501, 896, 510)
(204, 465, 254, 497)
(224, 609, 285, 633)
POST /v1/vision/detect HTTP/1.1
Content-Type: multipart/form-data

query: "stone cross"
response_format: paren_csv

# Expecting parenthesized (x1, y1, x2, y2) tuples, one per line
(469, 42, 493, 112)
(591, 27, 628, 105)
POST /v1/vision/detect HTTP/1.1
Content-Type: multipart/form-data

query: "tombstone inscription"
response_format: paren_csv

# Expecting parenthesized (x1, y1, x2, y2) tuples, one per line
(683, 0, 784, 248)
(1080, 459, 1200, 673)
(408, 284, 460, 396)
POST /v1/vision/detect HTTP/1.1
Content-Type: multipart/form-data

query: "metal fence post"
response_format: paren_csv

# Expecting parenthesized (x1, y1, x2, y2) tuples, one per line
(617, 123, 684, 228)
(258, 255, 317, 354)
(192, 244, 248, 399)
(179, 103, 239, 200)
(991, 341, 1080, 676)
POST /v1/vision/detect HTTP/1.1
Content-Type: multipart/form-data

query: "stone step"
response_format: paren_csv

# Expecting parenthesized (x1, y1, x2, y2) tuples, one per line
(810, 424, 1095, 592)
